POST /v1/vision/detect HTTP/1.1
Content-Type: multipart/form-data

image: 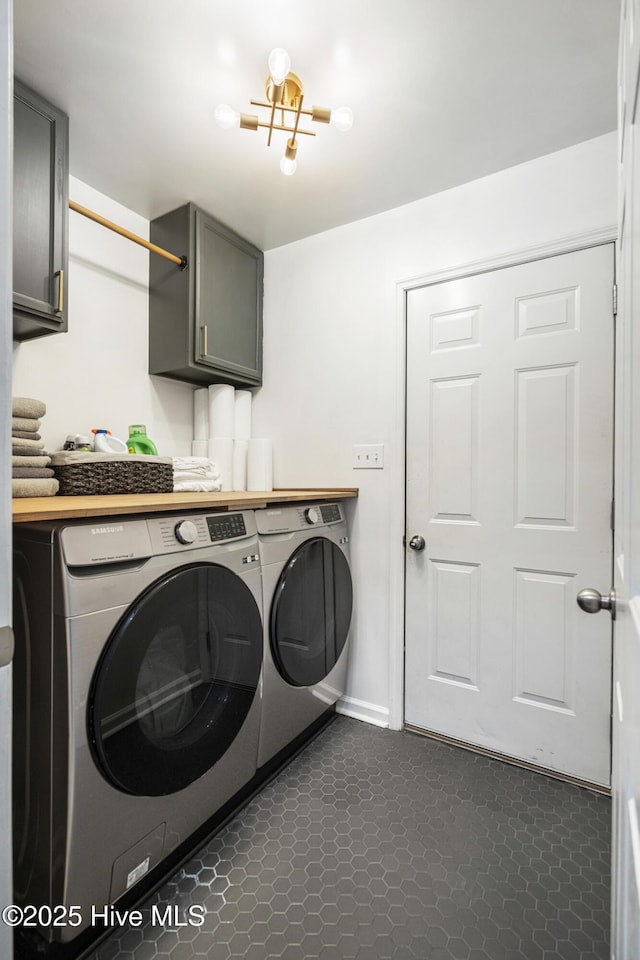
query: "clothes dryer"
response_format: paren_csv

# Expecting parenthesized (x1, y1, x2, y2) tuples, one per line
(256, 501, 353, 768)
(12, 510, 263, 946)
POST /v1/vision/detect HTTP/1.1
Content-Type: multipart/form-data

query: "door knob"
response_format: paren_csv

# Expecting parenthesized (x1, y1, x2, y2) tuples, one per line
(577, 587, 616, 620)
(408, 535, 426, 552)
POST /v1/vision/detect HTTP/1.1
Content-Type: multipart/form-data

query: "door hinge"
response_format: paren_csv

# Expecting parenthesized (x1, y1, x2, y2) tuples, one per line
(613, 283, 618, 316)
(611, 497, 615, 531)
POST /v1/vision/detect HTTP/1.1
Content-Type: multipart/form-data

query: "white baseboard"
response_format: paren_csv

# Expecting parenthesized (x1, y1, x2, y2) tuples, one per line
(336, 696, 389, 728)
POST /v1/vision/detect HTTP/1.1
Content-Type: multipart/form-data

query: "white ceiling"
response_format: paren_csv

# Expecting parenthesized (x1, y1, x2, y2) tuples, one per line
(14, 0, 618, 251)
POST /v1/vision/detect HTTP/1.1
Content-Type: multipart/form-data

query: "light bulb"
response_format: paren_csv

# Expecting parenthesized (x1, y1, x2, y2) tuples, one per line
(330, 106, 354, 132)
(280, 155, 297, 176)
(268, 47, 291, 85)
(214, 103, 240, 130)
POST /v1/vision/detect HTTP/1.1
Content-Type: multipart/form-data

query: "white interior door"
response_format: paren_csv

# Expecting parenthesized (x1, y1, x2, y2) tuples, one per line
(405, 245, 614, 786)
(0, 4, 12, 958)
(611, 0, 640, 954)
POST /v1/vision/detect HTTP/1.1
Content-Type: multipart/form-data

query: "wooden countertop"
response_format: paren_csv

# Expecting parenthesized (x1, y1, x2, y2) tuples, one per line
(11, 488, 358, 523)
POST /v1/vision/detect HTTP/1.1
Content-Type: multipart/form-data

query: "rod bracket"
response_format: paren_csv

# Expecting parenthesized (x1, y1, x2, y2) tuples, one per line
(179, 256, 188, 271)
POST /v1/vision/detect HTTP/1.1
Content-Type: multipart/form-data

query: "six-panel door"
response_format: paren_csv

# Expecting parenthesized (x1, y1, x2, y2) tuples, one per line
(405, 245, 614, 786)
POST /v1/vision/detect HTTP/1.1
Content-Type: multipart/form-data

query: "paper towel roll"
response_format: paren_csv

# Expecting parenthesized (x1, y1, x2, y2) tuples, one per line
(191, 439, 208, 458)
(208, 438, 234, 491)
(247, 438, 273, 492)
(208, 384, 235, 438)
(232, 439, 248, 491)
(234, 390, 252, 440)
(193, 388, 209, 440)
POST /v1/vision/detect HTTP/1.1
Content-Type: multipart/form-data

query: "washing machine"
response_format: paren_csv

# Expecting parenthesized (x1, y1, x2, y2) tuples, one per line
(256, 500, 353, 768)
(12, 509, 263, 946)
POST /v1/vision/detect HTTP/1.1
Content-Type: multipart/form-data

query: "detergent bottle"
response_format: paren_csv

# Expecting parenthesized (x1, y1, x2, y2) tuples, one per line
(91, 429, 129, 454)
(127, 424, 158, 455)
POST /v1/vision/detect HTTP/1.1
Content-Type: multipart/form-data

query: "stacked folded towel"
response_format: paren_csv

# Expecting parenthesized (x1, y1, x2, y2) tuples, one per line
(172, 456, 222, 493)
(11, 397, 58, 498)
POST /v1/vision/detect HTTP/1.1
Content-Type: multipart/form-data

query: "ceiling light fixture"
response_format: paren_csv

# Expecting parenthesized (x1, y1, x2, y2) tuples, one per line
(215, 47, 353, 176)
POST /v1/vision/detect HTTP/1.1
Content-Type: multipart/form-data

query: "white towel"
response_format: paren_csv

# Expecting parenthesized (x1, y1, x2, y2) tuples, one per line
(173, 478, 223, 493)
(172, 456, 217, 474)
(172, 456, 221, 492)
(172, 457, 221, 480)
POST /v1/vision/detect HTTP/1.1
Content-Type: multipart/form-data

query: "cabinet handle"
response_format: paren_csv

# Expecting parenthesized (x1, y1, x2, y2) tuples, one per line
(200, 324, 208, 357)
(55, 269, 64, 314)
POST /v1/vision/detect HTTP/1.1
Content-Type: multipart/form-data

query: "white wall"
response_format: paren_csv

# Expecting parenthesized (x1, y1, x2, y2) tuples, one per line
(12, 177, 194, 456)
(8, 136, 618, 731)
(253, 132, 618, 728)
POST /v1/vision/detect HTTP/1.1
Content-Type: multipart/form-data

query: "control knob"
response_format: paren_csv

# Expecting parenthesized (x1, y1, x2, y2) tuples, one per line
(175, 520, 198, 544)
(304, 507, 320, 525)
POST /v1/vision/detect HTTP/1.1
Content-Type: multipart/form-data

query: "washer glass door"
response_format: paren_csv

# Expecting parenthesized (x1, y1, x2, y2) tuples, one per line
(89, 563, 262, 796)
(270, 537, 353, 687)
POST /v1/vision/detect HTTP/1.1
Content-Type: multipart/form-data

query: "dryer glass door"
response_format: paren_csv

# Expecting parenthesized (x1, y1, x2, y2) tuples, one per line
(89, 563, 262, 796)
(270, 537, 353, 687)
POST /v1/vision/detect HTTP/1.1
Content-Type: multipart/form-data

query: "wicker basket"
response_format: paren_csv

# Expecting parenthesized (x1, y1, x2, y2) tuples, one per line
(50, 452, 174, 496)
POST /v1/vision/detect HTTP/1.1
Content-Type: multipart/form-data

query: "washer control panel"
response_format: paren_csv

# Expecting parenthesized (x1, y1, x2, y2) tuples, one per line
(61, 511, 259, 565)
(148, 510, 256, 554)
(206, 513, 247, 542)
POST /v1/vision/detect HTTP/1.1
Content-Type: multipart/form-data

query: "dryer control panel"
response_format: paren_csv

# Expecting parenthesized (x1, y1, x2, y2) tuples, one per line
(320, 503, 341, 524)
(255, 502, 345, 535)
(295, 502, 344, 529)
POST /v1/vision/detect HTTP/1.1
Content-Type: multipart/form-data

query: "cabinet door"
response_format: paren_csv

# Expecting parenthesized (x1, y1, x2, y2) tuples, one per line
(194, 210, 263, 383)
(13, 81, 68, 340)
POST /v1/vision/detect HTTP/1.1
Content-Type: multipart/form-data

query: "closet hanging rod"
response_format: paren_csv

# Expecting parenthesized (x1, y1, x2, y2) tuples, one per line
(69, 200, 188, 270)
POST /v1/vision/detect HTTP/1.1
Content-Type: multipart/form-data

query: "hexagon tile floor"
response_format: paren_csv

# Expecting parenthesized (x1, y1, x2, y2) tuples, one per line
(88, 716, 611, 960)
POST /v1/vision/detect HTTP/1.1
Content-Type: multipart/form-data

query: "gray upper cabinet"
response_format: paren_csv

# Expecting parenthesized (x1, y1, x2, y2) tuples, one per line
(149, 203, 263, 387)
(13, 80, 69, 341)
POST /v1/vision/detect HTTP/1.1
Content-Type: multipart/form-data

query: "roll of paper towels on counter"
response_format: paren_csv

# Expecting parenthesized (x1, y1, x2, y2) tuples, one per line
(247, 439, 273, 491)
(191, 439, 208, 458)
(233, 439, 248, 491)
(208, 437, 234, 491)
(193, 388, 209, 440)
(234, 390, 252, 440)
(208, 384, 235, 438)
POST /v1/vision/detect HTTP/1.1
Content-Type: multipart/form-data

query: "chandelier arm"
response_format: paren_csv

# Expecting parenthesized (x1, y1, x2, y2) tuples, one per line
(250, 99, 315, 118)
(256, 122, 316, 137)
(291, 93, 304, 142)
(267, 99, 277, 147)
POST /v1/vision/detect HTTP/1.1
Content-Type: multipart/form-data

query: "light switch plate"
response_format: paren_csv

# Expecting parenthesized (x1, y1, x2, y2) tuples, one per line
(353, 444, 384, 469)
